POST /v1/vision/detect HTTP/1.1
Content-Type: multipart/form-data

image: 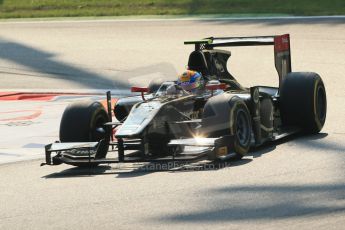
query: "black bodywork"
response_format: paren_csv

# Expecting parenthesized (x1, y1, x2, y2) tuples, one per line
(43, 34, 326, 167)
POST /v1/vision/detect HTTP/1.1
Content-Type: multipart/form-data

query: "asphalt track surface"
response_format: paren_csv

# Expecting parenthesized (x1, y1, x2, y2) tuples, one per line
(0, 17, 345, 229)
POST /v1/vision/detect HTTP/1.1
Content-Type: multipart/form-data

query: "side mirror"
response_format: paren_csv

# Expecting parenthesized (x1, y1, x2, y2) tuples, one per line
(131, 87, 149, 101)
(131, 87, 149, 93)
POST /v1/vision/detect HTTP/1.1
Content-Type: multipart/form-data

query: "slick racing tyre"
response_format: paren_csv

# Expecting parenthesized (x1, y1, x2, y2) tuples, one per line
(202, 94, 252, 159)
(229, 98, 252, 158)
(280, 72, 327, 134)
(60, 101, 110, 166)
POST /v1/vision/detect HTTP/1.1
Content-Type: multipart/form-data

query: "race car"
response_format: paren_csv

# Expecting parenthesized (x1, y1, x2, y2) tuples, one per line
(43, 34, 327, 167)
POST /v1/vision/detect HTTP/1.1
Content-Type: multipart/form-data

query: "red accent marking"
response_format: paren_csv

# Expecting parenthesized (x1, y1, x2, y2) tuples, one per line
(131, 87, 149, 93)
(112, 127, 119, 141)
(274, 34, 290, 52)
(0, 109, 42, 121)
(206, 83, 227, 91)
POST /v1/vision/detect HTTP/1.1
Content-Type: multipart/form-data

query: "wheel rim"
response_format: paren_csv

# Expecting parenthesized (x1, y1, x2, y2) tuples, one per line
(316, 85, 326, 122)
(236, 109, 250, 146)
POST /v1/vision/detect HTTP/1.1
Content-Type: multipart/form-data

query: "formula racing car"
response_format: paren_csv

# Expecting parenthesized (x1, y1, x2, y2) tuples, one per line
(43, 34, 327, 167)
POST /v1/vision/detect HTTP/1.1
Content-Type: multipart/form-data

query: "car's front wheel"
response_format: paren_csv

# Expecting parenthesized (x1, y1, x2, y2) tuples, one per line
(201, 94, 252, 159)
(59, 101, 110, 166)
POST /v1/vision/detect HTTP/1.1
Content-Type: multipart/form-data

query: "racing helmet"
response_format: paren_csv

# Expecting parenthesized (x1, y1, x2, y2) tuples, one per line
(177, 70, 203, 92)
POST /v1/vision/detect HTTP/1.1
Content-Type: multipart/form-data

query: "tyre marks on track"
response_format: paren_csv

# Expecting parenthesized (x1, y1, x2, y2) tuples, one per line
(0, 109, 42, 122)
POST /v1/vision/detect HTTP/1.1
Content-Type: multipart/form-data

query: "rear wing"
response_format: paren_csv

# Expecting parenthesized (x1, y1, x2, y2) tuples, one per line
(184, 34, 292, 89)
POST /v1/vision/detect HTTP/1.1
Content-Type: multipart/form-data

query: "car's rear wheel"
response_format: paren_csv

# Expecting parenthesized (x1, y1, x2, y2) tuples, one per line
(280, 72, 327, 133)
(60, 101, 110, 166)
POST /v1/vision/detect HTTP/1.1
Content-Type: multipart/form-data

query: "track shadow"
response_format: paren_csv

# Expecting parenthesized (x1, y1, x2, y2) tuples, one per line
(156, 182, 345, 222)
(0, 37, 178, 89)
(248, 132, 329, 159)
(42, 162, 175, 179)
(0, 38, 129, 89)
(295, 133, 345, 153)
(42, 158, 252, 179)
(42, 165, 112, 178)
(151, 132, 344, 223)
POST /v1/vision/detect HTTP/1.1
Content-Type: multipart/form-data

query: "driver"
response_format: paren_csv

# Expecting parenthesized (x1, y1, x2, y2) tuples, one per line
(177, 70, 204, 95)
(166, 70, 225, 96)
